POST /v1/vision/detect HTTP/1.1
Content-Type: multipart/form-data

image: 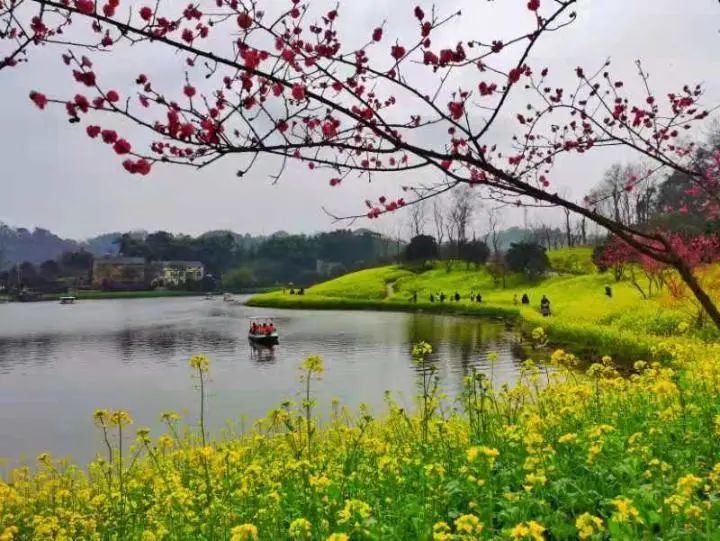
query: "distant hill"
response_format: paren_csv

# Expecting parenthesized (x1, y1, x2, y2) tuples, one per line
(81, 232, 122, 257)
(0, 223, 120, 267)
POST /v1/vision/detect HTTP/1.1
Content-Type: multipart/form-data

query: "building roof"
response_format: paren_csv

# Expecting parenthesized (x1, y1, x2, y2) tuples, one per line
(161, 260, 204, 267)
(94, 256, 145, 265)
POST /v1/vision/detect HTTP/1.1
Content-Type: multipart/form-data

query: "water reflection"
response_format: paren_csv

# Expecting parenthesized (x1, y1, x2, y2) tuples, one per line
(0, 297, 536, 464)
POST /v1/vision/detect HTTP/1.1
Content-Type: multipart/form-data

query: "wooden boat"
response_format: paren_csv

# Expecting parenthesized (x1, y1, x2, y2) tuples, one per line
(59, 296, 76, 304)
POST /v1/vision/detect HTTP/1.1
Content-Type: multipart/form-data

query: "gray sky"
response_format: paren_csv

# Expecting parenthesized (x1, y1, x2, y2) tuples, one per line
(1, 0, 718, 240)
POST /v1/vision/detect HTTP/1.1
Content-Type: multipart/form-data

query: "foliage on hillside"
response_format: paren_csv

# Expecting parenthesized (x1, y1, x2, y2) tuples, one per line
(547, 247, 596, 275)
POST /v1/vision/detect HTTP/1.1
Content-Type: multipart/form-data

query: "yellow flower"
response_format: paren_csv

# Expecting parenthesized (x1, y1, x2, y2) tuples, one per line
(432, 522, 452, 541)
(230, 524, 258, 541)
(466, 446, 499, 463)
(93, 408, 110, 427)
(338, 499, 372, 524)
(327, 535, 349, 541)
(557, 433, 577, 444)
(664, 494, 686, 514)
(511, 523, 529, 539)
(1, 526, 19, 541)
(288, 518, 312, 539)
(412, 341, 433, 358)
(510, 521, 545, 540)
(301, 355, 324, 374)
(109, 409, 133, 427)
(454, 514, 484, 536)
(575, 513, 603, 539)
(527, 521, 545, 540)
(523, 471, 547, 491)
(676, 474, 702, 497)
(141, 532, 157, 541)
(612, 497, 641, 524)
(189, 354, 210, 372)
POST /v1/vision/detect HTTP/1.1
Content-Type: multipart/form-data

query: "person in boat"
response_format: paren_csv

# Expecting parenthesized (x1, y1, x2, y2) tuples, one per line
(250, 322, 257, 334)
(540, 295, 551, 317)
(521, 293, 530, 305)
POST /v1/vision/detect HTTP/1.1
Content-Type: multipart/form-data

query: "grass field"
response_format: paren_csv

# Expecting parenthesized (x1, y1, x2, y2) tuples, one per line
(248, 249, 704, 361)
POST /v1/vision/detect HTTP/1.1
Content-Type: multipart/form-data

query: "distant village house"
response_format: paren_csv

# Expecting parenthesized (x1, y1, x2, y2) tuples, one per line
(154, 261, 205, 288)
(93, 257, 205, 290)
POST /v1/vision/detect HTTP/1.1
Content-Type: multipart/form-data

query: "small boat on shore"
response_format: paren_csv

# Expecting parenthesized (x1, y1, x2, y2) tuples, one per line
(248, 317, 279, 346)
(59, 296, 76, 305)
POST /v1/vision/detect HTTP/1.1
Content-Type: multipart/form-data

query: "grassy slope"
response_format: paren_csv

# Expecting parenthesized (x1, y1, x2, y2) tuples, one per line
(249, 249, 691, 360)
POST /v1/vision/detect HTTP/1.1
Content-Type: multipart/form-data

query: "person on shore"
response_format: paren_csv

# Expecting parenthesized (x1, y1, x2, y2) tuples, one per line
(540, 295, 551, 317)
(429, 293, 435, 303)
(298, 287, 305, 295)
(521, 293, 530, 305)
(605, 285, 613, 298)
(289, 288, 295, 295)
(439, 292, 446, 303)
(476, 294, 482, 303)
(454, 291, 460, 302)
(411, 291, 418, 303)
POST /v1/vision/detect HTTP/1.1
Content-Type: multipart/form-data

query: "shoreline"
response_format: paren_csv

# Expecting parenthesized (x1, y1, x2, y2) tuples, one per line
(246, 293, 659, 362)
(2, 288, 277, 303)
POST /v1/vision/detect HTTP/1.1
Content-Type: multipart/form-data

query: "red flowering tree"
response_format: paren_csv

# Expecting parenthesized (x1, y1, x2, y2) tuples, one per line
(2, 0, 720, 326)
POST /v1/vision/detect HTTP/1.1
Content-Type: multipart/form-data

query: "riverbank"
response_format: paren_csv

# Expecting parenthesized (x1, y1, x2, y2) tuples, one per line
(248, 261, 698, 361)
(6, 288, 275, 303)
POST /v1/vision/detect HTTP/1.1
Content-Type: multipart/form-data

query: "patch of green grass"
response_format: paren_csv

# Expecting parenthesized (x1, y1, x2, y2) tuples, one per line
(306, 265, 413, 300)
(547, 246, 596, 275)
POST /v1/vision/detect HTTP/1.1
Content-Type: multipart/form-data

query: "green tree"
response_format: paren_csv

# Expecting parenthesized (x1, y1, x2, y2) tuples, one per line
(222, 266, 256, 291)
(506, 242, 550, 281)
(405, 235, 438, 263)
(460, 240, 490, 269)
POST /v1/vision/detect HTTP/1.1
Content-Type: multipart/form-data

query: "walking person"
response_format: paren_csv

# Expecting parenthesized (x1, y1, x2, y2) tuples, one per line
(540, 295, 551, 317)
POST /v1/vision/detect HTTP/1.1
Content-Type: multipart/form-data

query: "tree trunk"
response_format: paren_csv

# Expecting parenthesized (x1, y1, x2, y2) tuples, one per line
(674, 258, 720, 330)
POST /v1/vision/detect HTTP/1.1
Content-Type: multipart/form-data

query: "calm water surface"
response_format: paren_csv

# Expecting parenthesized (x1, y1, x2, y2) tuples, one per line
(0, 297, 533, 464)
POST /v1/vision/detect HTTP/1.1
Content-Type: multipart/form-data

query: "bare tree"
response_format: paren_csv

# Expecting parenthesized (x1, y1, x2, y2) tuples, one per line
(487, 208, 503, 256)
(432, 199, 447, 248)
(563, 208, 574, 248)
(448, 186, 476, 258)
(407, 199, 427, 239)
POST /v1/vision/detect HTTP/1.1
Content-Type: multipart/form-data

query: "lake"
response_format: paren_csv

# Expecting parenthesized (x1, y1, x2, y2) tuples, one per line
(0, 296, 535, 465)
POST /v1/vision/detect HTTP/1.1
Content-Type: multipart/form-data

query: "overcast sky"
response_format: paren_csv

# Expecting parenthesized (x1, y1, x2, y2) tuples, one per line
(1, 0, 718, 240)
